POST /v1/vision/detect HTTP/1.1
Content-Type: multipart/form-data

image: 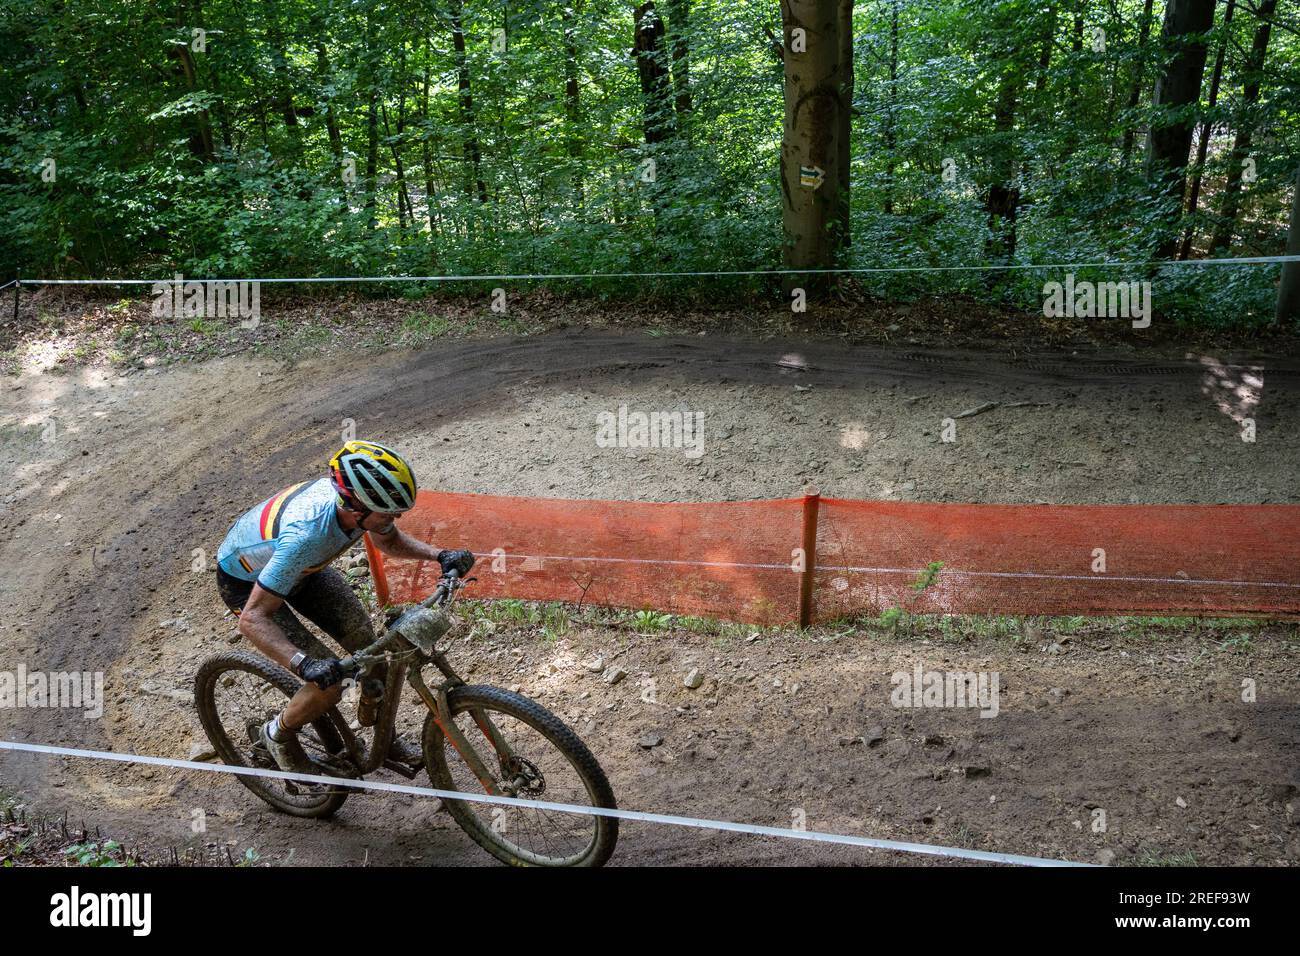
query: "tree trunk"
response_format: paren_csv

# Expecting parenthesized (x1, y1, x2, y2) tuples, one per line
(171, 3, 214, 162)
(633, 3, 674, 145)
(883, 0, 898, 215)
(365, 88, 379, 229)
(1277, 165, 1300, 325)
(172, 42, 215, 162)
(421, 42, 440, 245)
(1178, 0, 1234, 259)
(563, 3, 585, 207)
(451, 0, 488, 205)
(199, 2, 235, 157)
(984, 74, 1019, 266)
(1145, 0, 1215, 260)
(363, 8, 379, 229)
(264, 0, 302, 160)
(1035, 6, 1056, 98)
(314, 38, 344, 172)
(836, 0, 853, 248)
(383, 99, 414, 231)
(1069, 2, 1086, 113)
(1120, 0, 1156, 164)
(1209, 0, 1275, 254)
(664, 0, 692, 120)
(780, 0, 848, 288)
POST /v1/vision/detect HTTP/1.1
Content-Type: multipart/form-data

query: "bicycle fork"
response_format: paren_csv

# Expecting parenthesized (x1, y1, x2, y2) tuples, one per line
(406, 666, 515, 796)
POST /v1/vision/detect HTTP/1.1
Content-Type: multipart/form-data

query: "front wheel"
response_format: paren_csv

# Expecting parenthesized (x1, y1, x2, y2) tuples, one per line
(423, 685, 619, 866)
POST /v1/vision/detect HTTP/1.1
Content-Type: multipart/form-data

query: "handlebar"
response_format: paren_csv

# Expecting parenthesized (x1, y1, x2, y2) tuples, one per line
(340, 572, 473, 676)
(422, 568, 460, 609)
(339, 570, 466, 676)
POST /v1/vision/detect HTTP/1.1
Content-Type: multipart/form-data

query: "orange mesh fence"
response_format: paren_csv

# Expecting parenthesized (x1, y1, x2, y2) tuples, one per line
(379, 490, 803, 624)
(375, 491, 1300, 623)
(814, 498, 1300, 620)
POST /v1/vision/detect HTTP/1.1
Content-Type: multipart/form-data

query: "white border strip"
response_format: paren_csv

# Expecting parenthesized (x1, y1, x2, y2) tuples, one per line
(817, 564, 1300, 590)
(0, 740, 1090, 867)
(465, 552, 1300, 591)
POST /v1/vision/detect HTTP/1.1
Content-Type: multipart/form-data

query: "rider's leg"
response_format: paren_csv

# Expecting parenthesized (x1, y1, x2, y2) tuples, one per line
(286, 567, 388, 712)
(263, 610, 343, 732)
(217, 568, 343, 735)
(258, 606, 343, 773)
(286, 568, 425, 766)
(285, 566, 377, 657)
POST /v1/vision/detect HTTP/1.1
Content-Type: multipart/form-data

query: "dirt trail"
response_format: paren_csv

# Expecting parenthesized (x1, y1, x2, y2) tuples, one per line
(1, 332, 1298, 866)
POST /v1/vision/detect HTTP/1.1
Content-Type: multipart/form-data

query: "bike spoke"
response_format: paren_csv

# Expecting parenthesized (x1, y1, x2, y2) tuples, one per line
(208, 666, 339, 808)
(440, 706, 600, 865)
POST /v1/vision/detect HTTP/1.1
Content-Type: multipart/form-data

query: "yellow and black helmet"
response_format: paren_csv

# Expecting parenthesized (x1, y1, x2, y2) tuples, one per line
(329, 440, 418, 514)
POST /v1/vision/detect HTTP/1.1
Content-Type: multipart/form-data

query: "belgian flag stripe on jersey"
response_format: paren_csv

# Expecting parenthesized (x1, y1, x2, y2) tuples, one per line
(258, 482, 309, 540)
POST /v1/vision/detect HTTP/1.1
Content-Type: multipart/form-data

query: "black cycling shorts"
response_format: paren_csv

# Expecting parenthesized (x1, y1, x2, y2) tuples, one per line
(216, 566, 376, 660)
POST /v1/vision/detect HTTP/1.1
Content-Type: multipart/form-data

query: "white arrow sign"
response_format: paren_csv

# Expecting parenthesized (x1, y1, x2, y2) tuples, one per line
(799, 165, 825, 190)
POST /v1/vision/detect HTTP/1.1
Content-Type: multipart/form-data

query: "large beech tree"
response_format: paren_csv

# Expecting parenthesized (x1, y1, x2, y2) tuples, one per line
(779, 0, 852, 284)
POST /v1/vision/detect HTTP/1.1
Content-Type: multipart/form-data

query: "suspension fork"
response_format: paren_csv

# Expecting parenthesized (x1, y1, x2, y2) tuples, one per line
(406, 665, 515, 796)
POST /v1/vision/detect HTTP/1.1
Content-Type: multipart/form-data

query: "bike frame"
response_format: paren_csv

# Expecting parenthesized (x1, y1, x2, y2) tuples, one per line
(331, 575, 516, 795)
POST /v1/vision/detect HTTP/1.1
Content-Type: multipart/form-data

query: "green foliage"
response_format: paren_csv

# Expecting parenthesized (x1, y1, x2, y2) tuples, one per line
(632, 609, 673, 633)
(488, 599, 536, 625)
(65, 839, 133, 867)
(1133, 848, 1199, 867)
(400, 311, 450, 340)
(0, 0, 1295, 327)
(1218, 634, 1254, 653)
(912, 561, 944, 592)
(539, 604, 571, 641)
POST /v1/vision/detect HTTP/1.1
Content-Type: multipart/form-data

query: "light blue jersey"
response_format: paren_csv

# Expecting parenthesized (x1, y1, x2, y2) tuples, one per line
(217, 477, 364, 597)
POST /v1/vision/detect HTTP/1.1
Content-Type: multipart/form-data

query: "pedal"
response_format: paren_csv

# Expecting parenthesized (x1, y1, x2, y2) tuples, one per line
(382, 758, 420, 779)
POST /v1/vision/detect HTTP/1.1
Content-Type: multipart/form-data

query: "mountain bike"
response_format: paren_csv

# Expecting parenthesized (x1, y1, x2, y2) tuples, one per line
(194, 570, 619, 867)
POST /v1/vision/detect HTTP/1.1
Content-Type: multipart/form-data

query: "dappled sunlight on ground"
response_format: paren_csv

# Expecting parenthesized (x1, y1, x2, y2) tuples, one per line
(1195, 354, 1263, 426)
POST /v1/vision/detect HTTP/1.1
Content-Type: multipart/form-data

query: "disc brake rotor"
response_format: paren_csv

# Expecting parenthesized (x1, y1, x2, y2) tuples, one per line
(499, 755, 546, 797)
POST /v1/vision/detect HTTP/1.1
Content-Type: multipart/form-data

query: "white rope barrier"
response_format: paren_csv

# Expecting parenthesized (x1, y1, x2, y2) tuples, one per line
(13, 253, 1300, 286)
(0, 739, 1092, 867)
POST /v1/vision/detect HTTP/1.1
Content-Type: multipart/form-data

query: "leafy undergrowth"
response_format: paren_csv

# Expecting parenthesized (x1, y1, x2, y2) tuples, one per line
(0, 791, 261, 867)
(448, 596, 1299, 656)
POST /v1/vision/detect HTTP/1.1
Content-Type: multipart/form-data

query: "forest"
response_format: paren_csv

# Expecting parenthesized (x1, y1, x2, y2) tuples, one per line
(1, 0, 1297, 324)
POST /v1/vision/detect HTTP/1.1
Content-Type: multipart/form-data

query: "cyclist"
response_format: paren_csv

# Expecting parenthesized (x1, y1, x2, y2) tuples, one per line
(215, 440, 474, 776)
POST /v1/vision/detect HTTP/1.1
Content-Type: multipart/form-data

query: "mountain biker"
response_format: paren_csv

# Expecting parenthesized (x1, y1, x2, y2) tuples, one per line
(215, 440, 474, 777)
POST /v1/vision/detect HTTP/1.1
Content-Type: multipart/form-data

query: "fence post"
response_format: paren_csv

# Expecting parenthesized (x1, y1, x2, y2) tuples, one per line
(11, 273, 19, 326)
(798, 488, 820, 628)
(363, 531, 391, 607)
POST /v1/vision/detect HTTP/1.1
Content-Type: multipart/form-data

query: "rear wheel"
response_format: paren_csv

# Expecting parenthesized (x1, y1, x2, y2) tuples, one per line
(194, 650, 352, 818)
(423, 685, 619, 866)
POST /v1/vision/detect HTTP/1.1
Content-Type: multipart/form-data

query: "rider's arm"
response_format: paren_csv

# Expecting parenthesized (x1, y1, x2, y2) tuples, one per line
(368, 524, 444, 562)
(237, 584, 301, 671)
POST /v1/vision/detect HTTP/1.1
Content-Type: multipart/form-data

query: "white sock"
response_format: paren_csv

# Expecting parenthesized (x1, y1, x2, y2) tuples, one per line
(267, 716, 294, 742)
